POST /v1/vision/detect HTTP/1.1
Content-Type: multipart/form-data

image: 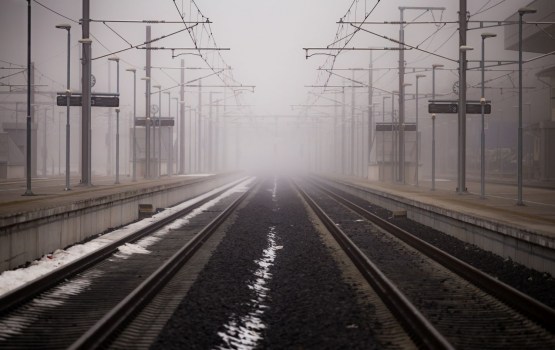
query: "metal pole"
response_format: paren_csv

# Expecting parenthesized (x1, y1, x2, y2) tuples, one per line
(173, 97, 179, 174)
(115, 60, 120, 184)
(65, 27, 71, 190)
(23, 0, 34, 196)
(56, 24, 73, 190)
(351, 71, 355, 176)
(126, 69, 136, 181)
(518, 12, 524, 205)
(481, 36, 486, 199)
(398, 8, 405, 184)
(334, 91, 339, 173)
(367, 52, 373, 175)
(431, 64, 442, 191)
(341, 86, 346, 175)
(43, 108, 47, 176)
(145, 26, 151, 178)
(517, 8, 535, 205)
(480, 33, 496, 199)
(80, 0, 92, 186)
(391, 91, 395, 182)
(415, 74, 425, 186)
(458, 0, 468, 194)
(158, 87, 162, 177)
(179, 59, 185, 174)
(197, 81, 202, 172)
(165, 91, 173, 176)
(382, 96, 389, 181)
(59, 112, 62, 175)
(208, 92, 213, 172)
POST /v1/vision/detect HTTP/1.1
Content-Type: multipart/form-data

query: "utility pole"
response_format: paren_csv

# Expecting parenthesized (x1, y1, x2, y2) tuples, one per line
(214, 99, 220, 171)
(341, 85, 346, 175)
(80, 0, 92, 186)
(367, 52, 373, 179)
(208, 91, 213, 172)
(179, 59, 185, 174)
(398, 8, 406, 183)
(398, 6, 445, 184)
(23, 0, 34, 196)
(197, 80, 202, 173)
(351, 70, 356, 176)
(458, 0, 468, 193)
(145, 26, 152, 178)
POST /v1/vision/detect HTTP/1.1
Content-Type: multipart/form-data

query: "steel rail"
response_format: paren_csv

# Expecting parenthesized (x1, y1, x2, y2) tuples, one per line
(311, 178, 555, 333)
(0, 178, 247, 315)
(69, 182, 254, 349)
(293, 180, 454, 350)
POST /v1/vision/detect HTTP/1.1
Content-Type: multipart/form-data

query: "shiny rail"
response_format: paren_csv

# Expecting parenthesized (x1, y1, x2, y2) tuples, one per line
(310, 178, 555, 333)
(69, 182, 253, 349)
(0, 178, 247, 315)
(294, 180, 454, 350)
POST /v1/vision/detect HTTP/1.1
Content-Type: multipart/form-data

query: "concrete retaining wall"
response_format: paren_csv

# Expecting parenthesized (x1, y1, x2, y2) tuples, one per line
(320, 178, 555, 276)
(0, 174, 240, 272)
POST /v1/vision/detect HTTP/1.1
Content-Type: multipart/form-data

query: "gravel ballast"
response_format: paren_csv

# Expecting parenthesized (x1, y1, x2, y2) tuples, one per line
(152, 177, 384, 349)
(320, 179, 555, 308)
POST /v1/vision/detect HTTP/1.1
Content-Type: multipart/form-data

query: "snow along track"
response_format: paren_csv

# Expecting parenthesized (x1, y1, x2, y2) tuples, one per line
(0, 177, 254, 348)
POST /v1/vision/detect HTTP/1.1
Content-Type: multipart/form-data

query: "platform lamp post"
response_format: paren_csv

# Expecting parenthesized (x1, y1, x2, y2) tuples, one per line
(381, 95, 390, 181)
(172, 97, 179, 175)
(153, 85, 162, 177)
(126, 68, 137, 181)
(415, 74, 426, 187)
(23, 0, 34, 196)
(431, 63, 444, 191)
(400, 82, 412, 184)
(108, 56, 120, 184)
(517, 7, 536, 206)
(458, 45, 474, 194)
(164, 91, 173, 176)
(391, 90, 398, 182)
(140, 76, 151, 178)
(55, 23, 72, 191)
(480, 33, 497, 199)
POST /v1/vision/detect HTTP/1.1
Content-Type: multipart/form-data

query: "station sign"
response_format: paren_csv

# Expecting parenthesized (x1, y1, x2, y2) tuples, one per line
(56, 94, 119, 108)
(375, 123, 416, 131)
(428, 103, 491, 114)
(135, 117, 175, 127)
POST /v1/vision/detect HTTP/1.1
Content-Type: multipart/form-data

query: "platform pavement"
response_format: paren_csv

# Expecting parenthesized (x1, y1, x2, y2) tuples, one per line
(0, 174, 216, 222)
(332, 176, 555, 238)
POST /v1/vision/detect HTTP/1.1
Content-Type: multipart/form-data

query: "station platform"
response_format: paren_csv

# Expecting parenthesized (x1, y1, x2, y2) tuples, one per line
(321, 175, 555, 275)
(0, 173, 239, 272)
(0, 174, 216, 225)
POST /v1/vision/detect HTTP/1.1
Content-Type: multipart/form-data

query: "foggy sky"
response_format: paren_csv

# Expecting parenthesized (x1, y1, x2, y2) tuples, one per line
(0, 0, 543, 116)
(0, 0, 551, 175)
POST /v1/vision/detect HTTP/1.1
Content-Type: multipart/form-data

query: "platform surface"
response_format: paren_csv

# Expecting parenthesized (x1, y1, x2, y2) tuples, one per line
(334, 176, 555, 238)
(0, 174, 216, 222)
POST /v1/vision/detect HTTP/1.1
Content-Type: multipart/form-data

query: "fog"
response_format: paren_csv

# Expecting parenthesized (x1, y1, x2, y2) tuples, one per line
(0, 0, 552, 182)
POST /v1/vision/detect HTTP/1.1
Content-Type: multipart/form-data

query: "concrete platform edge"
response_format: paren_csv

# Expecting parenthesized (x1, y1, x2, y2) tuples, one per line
(320, 176, 555, 275)
(0, 174, 241, 272)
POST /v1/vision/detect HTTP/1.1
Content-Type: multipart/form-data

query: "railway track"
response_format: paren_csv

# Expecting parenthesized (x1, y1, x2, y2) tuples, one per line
(295, 178, 555, 349)
(0, 178, 254, 349)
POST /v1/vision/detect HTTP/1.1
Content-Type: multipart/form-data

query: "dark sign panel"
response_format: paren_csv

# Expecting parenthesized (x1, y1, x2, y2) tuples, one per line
(56, 94, 119, 107)
(56, 95, 81, 107)
(135, 118, 175, 127)
(91, 96, 119, 107)
(428, 103, 491, 114)
(428, 103, 458, 114)
(466, 103, 491, 114)
(375, 123, 417, 131)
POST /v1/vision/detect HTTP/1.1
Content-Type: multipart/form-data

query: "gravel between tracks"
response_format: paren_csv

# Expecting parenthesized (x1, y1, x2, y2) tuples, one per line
(323, 181, 555, 308)
(152, 178, 383, 349)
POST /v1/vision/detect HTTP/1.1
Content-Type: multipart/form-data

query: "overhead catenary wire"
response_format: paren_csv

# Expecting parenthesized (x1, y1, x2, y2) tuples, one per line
(91, 26, 193, 61)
